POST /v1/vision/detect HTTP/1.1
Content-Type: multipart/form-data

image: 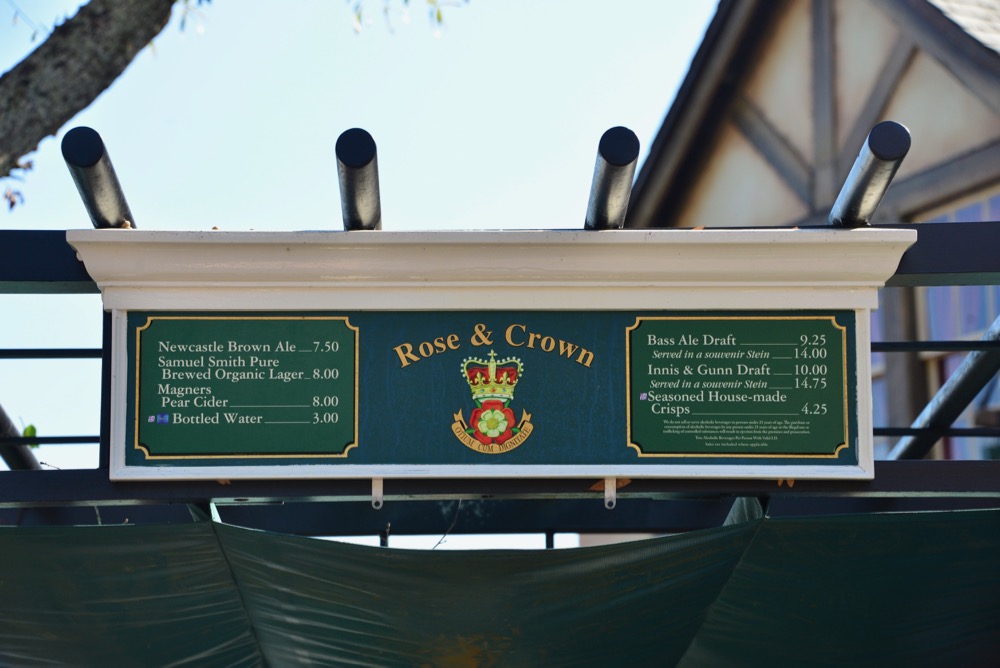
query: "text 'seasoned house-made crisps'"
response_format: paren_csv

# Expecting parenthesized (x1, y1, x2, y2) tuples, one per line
(68, 228, 915, 481)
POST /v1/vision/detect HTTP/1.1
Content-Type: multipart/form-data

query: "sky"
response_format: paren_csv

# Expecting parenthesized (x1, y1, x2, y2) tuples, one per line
(0, 0, 716, 546)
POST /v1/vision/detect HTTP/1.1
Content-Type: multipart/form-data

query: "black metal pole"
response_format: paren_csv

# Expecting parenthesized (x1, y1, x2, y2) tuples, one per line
(828, 121, 910, 227)
(888, 315, 1000, 460)
(585, 126, 640, 230)
(61, 127, 136, 229)
(335, 128, 382, 230)
(379, 522, 390, 548)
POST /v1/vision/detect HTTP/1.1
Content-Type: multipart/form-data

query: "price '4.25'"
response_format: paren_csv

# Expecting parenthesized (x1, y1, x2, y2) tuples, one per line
(801, 403, 828, 415)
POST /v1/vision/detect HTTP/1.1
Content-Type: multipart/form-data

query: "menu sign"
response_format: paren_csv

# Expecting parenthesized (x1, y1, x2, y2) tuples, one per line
(134, 316, 358, 459)
(117, 309, 863, 479)
(627, 316, 847, 457)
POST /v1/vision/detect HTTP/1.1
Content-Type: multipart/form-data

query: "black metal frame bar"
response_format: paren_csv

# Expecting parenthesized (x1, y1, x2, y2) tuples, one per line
(7, 492, 1000, 534)
(1, 461, 998, 510)
(873, 341, 1000, 352)
(0, 230, 96, 293)
(0, 349, 102, 359)
(3, 223, 997, 290)
(0, 436, 100, 446)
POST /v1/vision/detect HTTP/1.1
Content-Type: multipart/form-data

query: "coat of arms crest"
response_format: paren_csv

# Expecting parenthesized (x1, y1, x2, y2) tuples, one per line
(451, 350, 533, 454)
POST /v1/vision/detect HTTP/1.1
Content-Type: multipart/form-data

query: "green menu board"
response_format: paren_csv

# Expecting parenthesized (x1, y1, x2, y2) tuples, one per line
(627, 316, 848, 457)
(135, 316, 357, 458)
(120, 309, 860, 477)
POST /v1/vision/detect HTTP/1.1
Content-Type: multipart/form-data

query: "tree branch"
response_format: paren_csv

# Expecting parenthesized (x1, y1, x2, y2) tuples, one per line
(0, 403, 40, 471)
(0, 0, 176, 178)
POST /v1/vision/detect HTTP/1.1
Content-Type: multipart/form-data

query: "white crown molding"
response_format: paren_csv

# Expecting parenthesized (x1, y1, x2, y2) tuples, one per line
(68, 228, 915, 311)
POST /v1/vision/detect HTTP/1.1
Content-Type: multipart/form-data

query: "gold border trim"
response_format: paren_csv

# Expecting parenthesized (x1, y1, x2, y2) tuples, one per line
(134, 315, 360, 461)
(626, 315, 852, 460)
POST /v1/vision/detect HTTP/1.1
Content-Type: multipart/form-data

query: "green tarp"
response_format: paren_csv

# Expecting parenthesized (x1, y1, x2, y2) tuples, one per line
(2, 507, 999, 666)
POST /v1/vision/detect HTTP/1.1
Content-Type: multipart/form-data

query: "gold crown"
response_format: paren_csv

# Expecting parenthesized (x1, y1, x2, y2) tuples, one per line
(461, 350, 522, 404)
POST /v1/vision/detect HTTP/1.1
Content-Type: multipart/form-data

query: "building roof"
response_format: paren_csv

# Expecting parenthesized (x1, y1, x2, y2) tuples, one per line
(931, 0, 1000, 53)
(627, 0, 1000, 228)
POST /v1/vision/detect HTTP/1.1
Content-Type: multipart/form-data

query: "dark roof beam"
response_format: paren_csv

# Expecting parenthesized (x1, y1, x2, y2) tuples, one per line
(731, 96, 813, 206)
(811, 0, 838, 208)
(879, 138, 1000, 219)
(626, 0, 775, 228)
(874, 0, 1000, 115)
(837, 35, 916, 179)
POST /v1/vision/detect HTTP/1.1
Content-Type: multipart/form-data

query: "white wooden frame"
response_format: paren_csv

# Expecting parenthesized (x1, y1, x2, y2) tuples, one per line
(68, 228, 916, 481)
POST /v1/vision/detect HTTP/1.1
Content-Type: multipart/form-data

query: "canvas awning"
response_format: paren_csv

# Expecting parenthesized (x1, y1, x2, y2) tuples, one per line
(2, 504, 998, 666)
